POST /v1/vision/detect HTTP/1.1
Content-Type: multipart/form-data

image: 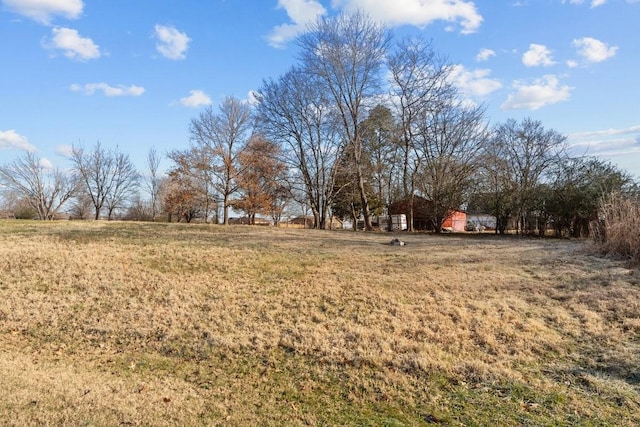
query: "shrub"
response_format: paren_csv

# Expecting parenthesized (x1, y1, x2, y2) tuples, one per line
(592, 192, 640, 265)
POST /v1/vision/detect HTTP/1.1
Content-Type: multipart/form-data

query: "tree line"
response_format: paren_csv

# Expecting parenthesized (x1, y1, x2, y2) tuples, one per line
(1, 11, 637, 236)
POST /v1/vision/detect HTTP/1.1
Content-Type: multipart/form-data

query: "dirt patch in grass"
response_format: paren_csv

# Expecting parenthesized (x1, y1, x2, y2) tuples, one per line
(1, 220, 639, 425)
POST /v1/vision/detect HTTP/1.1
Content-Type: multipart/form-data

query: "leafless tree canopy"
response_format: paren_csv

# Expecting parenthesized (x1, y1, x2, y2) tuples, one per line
(486, 118, 567, 234)
(145, 146, 162, 221)
(256, 67, 344, 230)
(415, 99, 490, 232)
(387, 38, 456, 231)
(186, 96, 252, 225)
(297, 11, 391, 231)
(0, 152, 78, 220)
(70, 141, 139, 220)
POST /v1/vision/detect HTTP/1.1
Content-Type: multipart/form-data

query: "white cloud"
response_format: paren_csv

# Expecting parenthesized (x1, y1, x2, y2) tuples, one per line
(55, 144, 73, 157)
(154, 24, 190, 60)
(564, 0, 607, 6)
(269, 0, 482, 47)
(0, 129, 36, 152)
(179, 90, 212, 108)
(476, 48, 495, 62)
(448, 65, 502, 98)
(38, 157, 54, 169)
(572, 37, 618, 63)
(43, 27, 100, 61)
(501, 75, 572, 110)
(247, 90, 260, 106)
(2, 0, 83, 24)
(282, 0, 326, 23)
(70, 83, 145, 97)
(334, 0, 483, 34)
(566, 59, 579, 68)
(522, 43, 555, 67)
(268, 0, 327, 48)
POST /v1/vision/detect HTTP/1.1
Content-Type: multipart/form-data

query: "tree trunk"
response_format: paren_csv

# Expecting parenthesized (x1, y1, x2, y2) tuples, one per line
(350, 203, 358, 232)
(407, 195, 415, 233)
(223, 194, 230, 225)
(355, 164, 373, 231)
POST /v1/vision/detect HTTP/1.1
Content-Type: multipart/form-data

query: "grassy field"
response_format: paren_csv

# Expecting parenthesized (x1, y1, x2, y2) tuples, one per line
(0, 220, 639, 426)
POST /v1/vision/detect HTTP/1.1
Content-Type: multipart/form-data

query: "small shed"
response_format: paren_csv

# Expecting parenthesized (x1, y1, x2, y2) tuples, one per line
(442, 210, 467, 232)
(388, 196, 467, 232)
(388, 196, 434, 230)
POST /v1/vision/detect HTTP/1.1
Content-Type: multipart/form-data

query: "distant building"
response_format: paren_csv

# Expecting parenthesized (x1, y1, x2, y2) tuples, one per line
(388, 196, 467, 232)
(466, 213, 497, 231)
(287, 216, 343, 229)
(228, 216, 271, 226)
(442, 210, 467, 232)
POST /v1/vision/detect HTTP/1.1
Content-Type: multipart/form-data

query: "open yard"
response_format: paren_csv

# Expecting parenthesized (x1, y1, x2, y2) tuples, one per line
(0, 220, 639, 426)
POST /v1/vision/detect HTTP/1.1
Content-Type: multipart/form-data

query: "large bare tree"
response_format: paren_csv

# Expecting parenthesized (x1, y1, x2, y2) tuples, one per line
(70, 141, 139, 220)
(189, 97, 252, 225)
(297, 11, 391, 231)
(0, 152, 78, 220)
(489, 118, 567, 234)
(388, 37, 454, 231)
(256, 67, 343, 229)
(104, 151, 140, 220)
(415, 98, 490, 232)
(144, 146, 162, 221)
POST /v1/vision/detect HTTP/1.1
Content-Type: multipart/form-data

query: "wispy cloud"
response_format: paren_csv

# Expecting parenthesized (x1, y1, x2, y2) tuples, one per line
(568, 126, 640, 158)
(43, 27, 100, 61)
(563, 0, 608, 8)
(70, 83, 145, 96)
(179, 90, 212, 108)
(0, 129, 36, 152)
(1, 0, 83, 24)
(569, 125, 640, 140)
(267, 0, 327, 48)
(522, 43, 555, 67)
(154, 24, 190, 60)
(501, 75, 572, 110)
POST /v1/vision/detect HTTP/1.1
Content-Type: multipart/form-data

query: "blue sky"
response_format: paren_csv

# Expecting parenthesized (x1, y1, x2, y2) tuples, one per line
(1, 0, 639, 179)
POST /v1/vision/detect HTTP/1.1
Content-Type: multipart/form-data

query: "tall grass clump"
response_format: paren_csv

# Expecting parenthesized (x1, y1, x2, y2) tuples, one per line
(592, 192, 640, 264)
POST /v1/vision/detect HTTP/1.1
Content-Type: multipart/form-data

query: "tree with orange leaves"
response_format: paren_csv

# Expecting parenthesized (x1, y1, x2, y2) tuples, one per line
(233, 134, 289, 225)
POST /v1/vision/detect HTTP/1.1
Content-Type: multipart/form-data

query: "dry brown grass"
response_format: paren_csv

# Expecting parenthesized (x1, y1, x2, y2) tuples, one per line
(593, 192, 640, 265)
(1, 220, 639, 425)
